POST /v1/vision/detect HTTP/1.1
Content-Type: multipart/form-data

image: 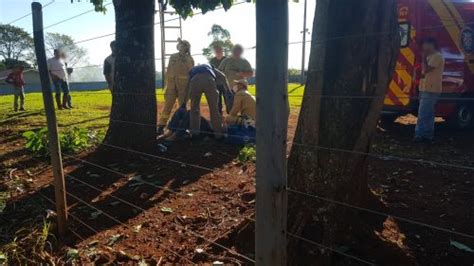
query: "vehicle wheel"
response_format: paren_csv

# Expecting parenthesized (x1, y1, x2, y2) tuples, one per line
(447, 102, 474, 129)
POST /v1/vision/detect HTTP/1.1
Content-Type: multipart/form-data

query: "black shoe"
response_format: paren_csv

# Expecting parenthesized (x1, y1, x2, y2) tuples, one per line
(157, 125, 165, 136)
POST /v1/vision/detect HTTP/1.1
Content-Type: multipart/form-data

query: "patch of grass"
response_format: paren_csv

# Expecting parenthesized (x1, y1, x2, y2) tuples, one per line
(0, 220, 56, 265)
(239, 144, 256, 162)
(0, 84, 305, 134)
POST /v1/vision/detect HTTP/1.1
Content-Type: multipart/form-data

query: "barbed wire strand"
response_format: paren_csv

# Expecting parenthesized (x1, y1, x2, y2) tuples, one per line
(64, 190, 196, 264)
(64, 173, 255, 263)
(5, 0, 56, 25)
(286, 188, 474, 240)
(244, 216, 375, 265)
(91, 141, 474, 240)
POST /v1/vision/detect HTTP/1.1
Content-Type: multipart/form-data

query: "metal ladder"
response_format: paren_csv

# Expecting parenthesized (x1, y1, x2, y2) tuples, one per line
(158, 0, 183, 88)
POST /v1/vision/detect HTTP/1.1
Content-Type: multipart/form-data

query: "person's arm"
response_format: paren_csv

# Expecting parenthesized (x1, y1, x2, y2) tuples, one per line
(218, 58, 227, 71)
(228, 92, 242, 117)
(424, 54, 443, 74)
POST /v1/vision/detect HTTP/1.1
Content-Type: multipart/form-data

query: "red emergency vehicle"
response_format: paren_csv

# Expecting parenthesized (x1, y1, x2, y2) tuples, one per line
(383, 0, 474, 128)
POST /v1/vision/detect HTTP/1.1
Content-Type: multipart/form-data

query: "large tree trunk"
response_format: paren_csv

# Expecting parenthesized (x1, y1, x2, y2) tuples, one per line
(287, 0, 400, 264)
(104, 0, 157, 149)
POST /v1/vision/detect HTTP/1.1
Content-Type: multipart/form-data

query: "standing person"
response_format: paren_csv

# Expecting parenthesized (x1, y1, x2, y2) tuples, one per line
(189, 64, 231, 139)
(157, 39, 194, 135)
(209, 44, 228, 114)
(414, 38, 445, 143)
(5, 65, 26, 112)
(103, 41, 116, 91)
(209, 44, 226, 68)
(47, 49, 72, 110)
(218, 44, 253, 88)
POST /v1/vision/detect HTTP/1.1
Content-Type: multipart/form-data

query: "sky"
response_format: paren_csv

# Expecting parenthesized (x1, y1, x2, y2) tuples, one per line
(0, 0, 316, 81)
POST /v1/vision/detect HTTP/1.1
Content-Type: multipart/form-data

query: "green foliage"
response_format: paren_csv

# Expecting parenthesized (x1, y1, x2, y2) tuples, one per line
(288, 68, 300, 76)
(1, 58, 32, 70)
(0, 24, 33, 62)
(239, 144, 256, 162)
(45, 32, 88, 67)
(0, 220, 56, 265)
(202, 24, 234, 60)
(22, 127, 99, 155)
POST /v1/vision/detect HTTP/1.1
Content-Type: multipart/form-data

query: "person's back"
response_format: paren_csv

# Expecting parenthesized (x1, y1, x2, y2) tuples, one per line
(219, 57, 252, 88)
(420, 52, 444, 93)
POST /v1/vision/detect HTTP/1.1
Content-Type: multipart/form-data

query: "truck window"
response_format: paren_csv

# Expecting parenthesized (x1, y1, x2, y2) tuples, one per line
(399, 22, 410, 48)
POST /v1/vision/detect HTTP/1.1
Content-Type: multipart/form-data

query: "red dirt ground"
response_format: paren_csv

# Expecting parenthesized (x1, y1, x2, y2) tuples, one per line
(1, 107, 473, 265)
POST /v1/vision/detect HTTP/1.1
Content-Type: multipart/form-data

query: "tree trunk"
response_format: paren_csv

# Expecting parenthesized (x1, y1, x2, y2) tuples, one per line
(105, 0, 157, 149)
(287, 0, 400, 264)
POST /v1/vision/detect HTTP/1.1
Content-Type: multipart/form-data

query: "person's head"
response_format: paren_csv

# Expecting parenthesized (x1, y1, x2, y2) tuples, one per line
(53, 49, 61, 59)
(13, 64, 24, 73)
(110, 40, 116, 55)
(232, 44, 244, 58)
(177, 39, 191, 54)
(232, 79, 248, 92)
(421, 37, 438, 55)
(60, 50, 67, 59)
(213, 44, 224, 58)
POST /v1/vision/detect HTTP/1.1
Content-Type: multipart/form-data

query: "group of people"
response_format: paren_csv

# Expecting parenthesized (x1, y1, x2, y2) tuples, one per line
(155, 40, 256, 142)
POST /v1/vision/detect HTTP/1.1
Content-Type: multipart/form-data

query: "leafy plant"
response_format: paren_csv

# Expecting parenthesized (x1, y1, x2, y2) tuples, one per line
(239, 145, 256, 163)
(0, 220, 56, 265)
(22, 127, 100, 155)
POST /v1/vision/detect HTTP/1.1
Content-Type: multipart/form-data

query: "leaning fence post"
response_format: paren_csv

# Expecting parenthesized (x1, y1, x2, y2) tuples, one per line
(255, 0, 289, 264)
(32, 1, 68, 237)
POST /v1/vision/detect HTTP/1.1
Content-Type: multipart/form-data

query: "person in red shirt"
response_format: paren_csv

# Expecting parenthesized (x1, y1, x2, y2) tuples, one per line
(5, 65, 26, 112)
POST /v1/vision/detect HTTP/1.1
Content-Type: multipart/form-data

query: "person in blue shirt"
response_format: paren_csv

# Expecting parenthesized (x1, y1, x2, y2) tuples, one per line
(158, 64, 233, 141)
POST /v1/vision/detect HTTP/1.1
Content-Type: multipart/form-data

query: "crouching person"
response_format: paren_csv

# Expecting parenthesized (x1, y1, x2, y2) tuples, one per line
(225, 79, 256, 126)
(189, 64, 231, 139)
(225, 79, 256, 144)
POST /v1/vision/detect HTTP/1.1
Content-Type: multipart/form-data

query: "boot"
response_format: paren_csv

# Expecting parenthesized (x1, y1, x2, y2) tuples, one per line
(55, 94, 63, 110)
(65, 93, 73, 108)
(62, 94, 69, 109)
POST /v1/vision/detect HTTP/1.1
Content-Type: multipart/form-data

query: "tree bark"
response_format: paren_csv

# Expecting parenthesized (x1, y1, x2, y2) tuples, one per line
(287, 0, 400, 264)
(105, 0, 157, 149)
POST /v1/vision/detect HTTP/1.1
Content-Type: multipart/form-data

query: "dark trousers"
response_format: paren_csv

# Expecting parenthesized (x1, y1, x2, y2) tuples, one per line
(168, 107, 213, 138)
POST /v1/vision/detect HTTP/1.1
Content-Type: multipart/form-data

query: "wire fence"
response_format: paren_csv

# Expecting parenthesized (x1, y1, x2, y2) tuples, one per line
(1, 1, 474, 265)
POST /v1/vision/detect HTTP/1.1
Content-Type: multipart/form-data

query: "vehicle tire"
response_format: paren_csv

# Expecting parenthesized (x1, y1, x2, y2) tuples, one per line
(447, 102, 474, 129)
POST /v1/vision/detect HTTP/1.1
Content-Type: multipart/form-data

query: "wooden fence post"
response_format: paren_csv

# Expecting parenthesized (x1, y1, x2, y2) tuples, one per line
(255, 0, 289, 265)
(32, 1, 68, 237)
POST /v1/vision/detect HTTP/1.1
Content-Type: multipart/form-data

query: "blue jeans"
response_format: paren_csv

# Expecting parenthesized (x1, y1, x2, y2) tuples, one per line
(415, 91, 440, 139)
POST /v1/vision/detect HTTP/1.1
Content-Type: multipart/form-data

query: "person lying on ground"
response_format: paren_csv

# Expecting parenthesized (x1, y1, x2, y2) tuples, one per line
(5, 65, 26, 112)
(225, 79, 256, 126)
(158, 104, 213, 142)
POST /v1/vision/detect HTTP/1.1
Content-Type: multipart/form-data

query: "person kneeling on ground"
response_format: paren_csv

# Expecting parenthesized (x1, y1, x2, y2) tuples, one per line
(225, 79, 256, 126)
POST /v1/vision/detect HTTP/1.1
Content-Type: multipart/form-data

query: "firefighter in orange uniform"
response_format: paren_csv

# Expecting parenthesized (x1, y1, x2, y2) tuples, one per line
(157, 39, 195, 135)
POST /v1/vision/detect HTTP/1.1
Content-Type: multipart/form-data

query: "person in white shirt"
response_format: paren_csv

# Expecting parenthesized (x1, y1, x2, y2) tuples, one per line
(47, 49, 72, 109)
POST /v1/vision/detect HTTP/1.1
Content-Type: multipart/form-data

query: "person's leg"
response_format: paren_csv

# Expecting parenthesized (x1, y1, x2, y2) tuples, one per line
(19, 88, 25, 110)
(415, 92, 438, 140)
(13, 90, 19, 111)
(203, 82, 223, 138)
(158, 80, 178, 127)
(53, 80, 62, 109)
(176, 78, 189, 107)
(189, 79, 203, 136)
(217, 86, 224, 115)
(61, 81, 72, 108)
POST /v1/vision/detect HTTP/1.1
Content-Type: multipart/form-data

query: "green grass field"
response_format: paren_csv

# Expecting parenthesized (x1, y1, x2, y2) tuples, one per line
(0, 83, 304, 133)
